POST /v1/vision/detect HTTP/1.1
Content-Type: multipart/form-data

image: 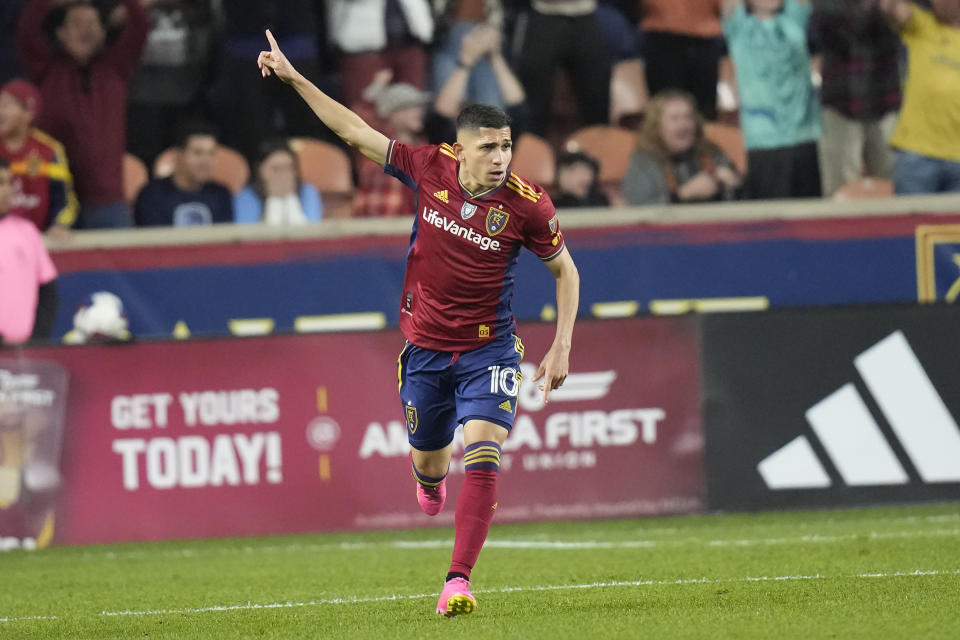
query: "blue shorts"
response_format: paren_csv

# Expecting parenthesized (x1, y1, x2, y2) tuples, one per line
(397, 332, 525, 451)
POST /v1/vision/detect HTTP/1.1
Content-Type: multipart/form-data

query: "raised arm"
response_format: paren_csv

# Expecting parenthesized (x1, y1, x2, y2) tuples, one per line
(17, 0, 58, 81)
(108, 0, 150, 82)
(534, 247, 580, 403)
(433, 25, 494, 119)
(488, 31, 525, 107)
(258, 30, 389, 166)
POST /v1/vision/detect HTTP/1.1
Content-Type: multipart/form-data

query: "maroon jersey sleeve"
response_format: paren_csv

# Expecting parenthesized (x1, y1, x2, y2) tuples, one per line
(384, 140, 440, 191)
(522, 190, 565, 261)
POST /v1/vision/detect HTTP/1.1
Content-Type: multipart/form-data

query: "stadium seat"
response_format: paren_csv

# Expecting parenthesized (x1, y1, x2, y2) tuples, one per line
(704, 122, 747, 175)
(833, 177, 894, 200)
(289, 138, 355, 219)
(510, 133, 556, 190)
(563, 125, 636, 184)
(122, 153, 148, 206)
(152, 145, 251, 195)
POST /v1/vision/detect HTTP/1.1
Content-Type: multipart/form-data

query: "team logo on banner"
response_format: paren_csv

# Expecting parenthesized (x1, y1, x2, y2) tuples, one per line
(916, 224, 960, 302)
(486, 207, 510, 236)
(405, 405, 419, 434)
(460, 202, 477, 220)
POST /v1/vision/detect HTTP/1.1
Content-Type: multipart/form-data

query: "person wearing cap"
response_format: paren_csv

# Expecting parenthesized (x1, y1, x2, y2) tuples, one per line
(17, 0, 148, 228)
(0, 78, 77, 234)
(553, 151, 610, 209)
(353, 78, 433, 217)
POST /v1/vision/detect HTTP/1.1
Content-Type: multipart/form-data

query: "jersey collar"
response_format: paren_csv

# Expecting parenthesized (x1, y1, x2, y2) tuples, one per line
(457, 171, 508, 201)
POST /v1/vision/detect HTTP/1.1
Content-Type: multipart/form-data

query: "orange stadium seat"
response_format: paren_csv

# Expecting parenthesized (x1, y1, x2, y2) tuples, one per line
(510, 133, 556, 190)
(290, 138, 356, 219)
(122, 153, 148, 206)
(833, 177, 894, 200)
(153, 145, 251, 195)
(704, 122, 747, 175)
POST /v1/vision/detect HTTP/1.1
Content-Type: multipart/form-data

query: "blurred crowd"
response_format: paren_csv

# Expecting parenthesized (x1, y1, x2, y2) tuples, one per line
(0, 0, 958, 237)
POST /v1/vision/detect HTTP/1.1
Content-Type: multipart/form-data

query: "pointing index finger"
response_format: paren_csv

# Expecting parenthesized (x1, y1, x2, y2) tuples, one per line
(265, 29, 279, 51)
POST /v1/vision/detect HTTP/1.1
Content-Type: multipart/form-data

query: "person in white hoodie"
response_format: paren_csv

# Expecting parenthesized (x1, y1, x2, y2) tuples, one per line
(234, 139, 323, 226)
(327, 0, 434, 106)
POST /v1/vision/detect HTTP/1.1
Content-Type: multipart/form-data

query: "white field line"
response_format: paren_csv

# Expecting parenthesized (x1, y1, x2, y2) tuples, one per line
(56, 526, 960, 560)
(2, 568, 958, 623)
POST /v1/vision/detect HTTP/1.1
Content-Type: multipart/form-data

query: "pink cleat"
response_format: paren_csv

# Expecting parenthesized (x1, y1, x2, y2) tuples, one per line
(416, 478, 446, 516)
(436, 577, 477, 618)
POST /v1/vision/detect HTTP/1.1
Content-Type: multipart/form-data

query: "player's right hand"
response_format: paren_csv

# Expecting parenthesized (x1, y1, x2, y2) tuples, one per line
(258, 30, 298, 85)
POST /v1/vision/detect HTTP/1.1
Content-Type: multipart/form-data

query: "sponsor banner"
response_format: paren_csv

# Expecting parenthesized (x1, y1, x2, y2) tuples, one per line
(703, 304, 960, 511)
(0, 359, 69, 550)
(50, 214, 960, 339)
(16, 316, 702, 545)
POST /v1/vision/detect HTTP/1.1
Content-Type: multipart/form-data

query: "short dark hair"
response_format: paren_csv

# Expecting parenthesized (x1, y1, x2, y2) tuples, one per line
(455, 104, 511, 133)
(55, 1, 104, 28)
(558, 151, 600, 174)
(173, 118, 218, 149)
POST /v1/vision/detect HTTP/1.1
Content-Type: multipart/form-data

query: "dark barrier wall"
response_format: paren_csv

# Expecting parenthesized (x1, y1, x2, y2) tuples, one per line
(703, 304, 960, 511)
(51, 215, 960, 339)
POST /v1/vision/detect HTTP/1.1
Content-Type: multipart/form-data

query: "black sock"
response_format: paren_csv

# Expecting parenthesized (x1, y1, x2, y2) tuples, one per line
(445, 571, 469, 583)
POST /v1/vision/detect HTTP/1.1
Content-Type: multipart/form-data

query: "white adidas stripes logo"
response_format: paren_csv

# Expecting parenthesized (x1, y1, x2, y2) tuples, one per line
(758, 330, 960, 490)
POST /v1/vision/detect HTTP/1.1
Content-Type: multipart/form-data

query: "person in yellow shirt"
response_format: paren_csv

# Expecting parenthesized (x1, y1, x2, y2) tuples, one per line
(874, 0, 960, 194)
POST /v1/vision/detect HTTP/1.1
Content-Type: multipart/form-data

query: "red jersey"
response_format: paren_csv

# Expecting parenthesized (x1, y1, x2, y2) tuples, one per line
(0, 129, 78, 231)
(386, 140, 565, 352)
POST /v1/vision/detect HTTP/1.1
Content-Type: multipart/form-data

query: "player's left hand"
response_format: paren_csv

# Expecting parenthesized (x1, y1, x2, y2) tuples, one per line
(533, 343, 570, 404)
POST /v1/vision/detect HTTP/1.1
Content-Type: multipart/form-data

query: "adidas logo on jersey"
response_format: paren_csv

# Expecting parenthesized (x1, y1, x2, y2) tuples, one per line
(499, 400, 513, 412)
(433, 190, 449, 204)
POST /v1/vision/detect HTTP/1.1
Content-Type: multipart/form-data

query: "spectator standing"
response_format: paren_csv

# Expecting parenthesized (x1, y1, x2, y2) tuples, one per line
(430, 23, 530, 140)
(812, 0, 902, 196)
(0, 79, 78, 233)
(326, 0, 434, 106)
(234, 139, 323, 225)
(0, 158, 58, 347)
(431, 0, 504, 107)
(622, 89, 741, 205)
(212, 0, 330, 164)
(17, 0, 148, 228)
(126, 0, 220, 165)
(134, 122, 233, 227)
(875, 0, 960, 194)
(723, 0, 823, 199)
(514, 0, 612, 136)
(641, 0, 725, 120)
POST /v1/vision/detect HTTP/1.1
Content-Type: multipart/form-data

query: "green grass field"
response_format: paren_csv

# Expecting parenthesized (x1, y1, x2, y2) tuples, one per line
(1, 503, 958, 639)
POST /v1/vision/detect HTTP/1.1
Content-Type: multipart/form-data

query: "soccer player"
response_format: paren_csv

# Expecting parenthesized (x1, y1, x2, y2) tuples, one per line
(259, 30, 580, 618)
